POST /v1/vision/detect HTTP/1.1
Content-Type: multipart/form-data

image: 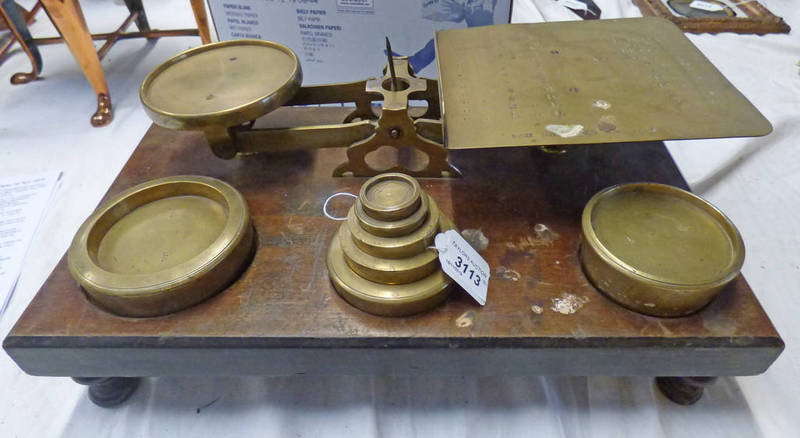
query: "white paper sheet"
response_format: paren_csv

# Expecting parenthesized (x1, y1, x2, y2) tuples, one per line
(0, 171, 62, 318)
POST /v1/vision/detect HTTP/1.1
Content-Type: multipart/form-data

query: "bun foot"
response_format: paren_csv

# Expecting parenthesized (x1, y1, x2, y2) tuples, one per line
(72, 377, 140, 407)
(656, 376, 718, 405)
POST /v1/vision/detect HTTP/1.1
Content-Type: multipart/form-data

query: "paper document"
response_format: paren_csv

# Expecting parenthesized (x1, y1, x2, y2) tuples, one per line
(0, 171, 62, 318)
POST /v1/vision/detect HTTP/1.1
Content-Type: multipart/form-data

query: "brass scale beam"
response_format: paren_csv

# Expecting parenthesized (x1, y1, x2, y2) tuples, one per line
(204, 44, 461, 178)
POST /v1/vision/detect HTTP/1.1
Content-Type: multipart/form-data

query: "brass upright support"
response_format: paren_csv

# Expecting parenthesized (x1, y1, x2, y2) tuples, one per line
(332, 58, 460, 177)
(231, 58, 459, 177)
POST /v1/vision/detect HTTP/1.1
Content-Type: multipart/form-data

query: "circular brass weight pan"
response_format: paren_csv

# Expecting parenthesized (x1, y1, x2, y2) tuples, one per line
(68, 176, 255, 317)
(580, 183, 745, 317)
(327, 173, 456, 316)
(140, 39, 302, 130)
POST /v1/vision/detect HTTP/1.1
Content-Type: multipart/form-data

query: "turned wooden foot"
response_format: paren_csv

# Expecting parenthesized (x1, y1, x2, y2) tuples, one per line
(656, 376, 718, 405)
(72, 377, 140, 407)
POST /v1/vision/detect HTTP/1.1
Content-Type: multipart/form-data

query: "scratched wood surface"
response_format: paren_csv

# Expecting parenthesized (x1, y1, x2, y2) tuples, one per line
(4, 108, 782, 376)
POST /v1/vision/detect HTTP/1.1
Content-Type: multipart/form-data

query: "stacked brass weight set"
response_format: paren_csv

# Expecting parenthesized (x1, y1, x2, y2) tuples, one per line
(66, 18, 769, 319)
(327, 173, 457, 316)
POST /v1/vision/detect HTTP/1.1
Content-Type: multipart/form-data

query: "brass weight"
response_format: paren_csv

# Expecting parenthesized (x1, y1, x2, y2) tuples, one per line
(327, 173, 455, 316)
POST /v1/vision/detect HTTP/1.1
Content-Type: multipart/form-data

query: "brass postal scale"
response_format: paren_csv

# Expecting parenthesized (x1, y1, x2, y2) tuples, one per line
(4, 18, 782, 408)
(138, 17, 769, 175)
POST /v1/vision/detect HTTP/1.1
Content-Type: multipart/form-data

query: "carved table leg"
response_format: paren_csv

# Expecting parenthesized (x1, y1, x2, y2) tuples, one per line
(40, 0, 112, 126)
(656, 376, 718, 405)
(72, 377, 140, 407)
(0, 0, 42, 83)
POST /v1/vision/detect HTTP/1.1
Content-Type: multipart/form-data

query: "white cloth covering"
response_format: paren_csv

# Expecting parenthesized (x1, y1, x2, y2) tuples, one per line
(0, 0, 798, 436)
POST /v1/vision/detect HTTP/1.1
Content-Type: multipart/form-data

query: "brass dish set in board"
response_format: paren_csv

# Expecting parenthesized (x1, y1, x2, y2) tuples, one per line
(67, 18, 763, 319)
(580, 183, 744, 317)
(67, 176, 255, 317)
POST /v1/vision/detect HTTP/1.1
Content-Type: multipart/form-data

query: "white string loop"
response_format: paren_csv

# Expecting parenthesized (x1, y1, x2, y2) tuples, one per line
(427, 245, 447, 253)
(322, 192, 358, 221)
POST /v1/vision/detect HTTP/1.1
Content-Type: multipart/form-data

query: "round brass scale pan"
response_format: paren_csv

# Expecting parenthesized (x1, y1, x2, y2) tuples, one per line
(68, 176, 255, 317)
(140, 39, 302, 131)
(580, 183, 745, 317)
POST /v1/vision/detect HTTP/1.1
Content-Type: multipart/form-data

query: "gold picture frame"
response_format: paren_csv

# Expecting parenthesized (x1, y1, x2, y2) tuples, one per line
(632, 0, 790, 34)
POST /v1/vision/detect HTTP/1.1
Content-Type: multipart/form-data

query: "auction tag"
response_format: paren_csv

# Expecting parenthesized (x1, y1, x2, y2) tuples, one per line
(689, 0, 725, 12)
(434, 230, 490, 305)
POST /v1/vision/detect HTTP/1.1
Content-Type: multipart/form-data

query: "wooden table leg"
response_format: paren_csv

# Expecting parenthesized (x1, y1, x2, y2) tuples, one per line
(0, 0, 42, 83)
(189, 0, 211, 44)
(122, 0, 149, 32)
(40, 0, 112, 126)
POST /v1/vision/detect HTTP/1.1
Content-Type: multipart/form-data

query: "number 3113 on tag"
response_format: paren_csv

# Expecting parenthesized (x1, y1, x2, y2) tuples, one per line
(434, 230, 490, 305)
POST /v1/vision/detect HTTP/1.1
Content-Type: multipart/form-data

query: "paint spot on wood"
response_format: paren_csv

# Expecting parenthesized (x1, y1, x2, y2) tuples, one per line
(496, 266, 520, 281)
(505, 224, 559, 255)
(461, 229, 489, 252)
(455, 311, 475, 328)
(551, 293, 589, 315)
(534, 223, 559, 242)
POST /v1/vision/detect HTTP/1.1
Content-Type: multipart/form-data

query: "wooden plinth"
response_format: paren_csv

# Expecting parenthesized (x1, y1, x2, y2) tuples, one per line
(3, 108, 783, 378)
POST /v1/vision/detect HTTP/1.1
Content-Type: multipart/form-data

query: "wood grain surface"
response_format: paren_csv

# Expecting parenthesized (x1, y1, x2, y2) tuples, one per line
(4, 108, 783, 377)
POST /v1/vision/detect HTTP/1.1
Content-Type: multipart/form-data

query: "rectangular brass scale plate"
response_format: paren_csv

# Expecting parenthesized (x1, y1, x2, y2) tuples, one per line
(435, 17, 772, 150)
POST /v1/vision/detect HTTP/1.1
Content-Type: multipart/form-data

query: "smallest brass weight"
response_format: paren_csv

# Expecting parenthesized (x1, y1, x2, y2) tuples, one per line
(67, 176, 255, 317)
(327, 173, 455, 316)
(580, 183, 745, 317)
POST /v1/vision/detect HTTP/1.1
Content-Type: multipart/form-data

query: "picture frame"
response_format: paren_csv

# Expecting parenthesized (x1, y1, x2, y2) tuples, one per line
(631, 0, 790, 34)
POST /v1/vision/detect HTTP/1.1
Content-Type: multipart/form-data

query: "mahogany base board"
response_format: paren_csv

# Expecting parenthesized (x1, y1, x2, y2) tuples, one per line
(4, 108, 783, 380)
